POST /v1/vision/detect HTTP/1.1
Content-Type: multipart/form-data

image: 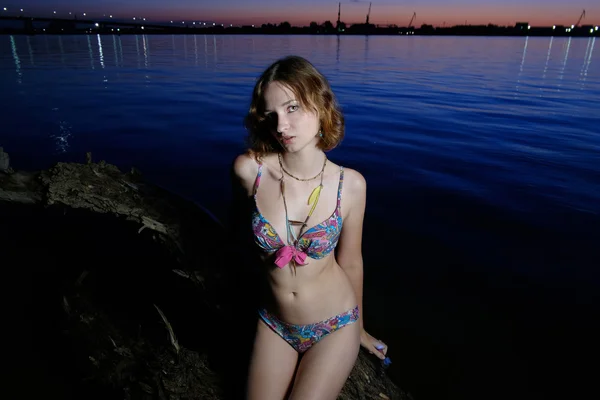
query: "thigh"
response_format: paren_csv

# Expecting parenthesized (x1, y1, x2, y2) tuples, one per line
(247, 318, 299, 400)
(288, 320, 361, 400)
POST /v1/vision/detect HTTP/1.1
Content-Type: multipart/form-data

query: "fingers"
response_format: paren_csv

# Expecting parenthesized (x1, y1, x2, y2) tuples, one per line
(361, 334, 389, 360)
(375, 341, 388, 357)
(371, 343, 385, 360)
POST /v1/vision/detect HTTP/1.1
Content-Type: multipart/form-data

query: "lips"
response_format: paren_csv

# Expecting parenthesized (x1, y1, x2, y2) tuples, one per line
(281, 136, 295, 144)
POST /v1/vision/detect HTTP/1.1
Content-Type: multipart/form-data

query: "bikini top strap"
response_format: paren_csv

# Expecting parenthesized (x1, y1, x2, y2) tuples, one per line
(253, 163, 263, 198)
(337, 166, 344, 210)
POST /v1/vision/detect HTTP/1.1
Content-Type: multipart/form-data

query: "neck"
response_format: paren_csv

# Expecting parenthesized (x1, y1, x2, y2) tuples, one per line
(280, 148, 326, 179)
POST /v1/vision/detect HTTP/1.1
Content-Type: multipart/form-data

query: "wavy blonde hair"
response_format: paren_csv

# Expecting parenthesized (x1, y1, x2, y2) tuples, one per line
(244, 56, 344, 160)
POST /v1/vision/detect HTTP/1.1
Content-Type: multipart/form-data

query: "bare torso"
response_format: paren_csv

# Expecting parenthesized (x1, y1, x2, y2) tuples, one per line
(238, 153, 357, 325)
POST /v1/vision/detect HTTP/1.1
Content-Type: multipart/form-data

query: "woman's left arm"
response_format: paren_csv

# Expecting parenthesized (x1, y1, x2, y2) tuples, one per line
(336, 169, 388, 360)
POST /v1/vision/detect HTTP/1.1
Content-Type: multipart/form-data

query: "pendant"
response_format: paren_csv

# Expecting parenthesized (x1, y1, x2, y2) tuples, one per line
(307, 184, 323, 216)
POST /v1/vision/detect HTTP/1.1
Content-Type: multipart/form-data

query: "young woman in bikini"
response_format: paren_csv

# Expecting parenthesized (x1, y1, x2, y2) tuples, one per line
(232, 55, 388, 400)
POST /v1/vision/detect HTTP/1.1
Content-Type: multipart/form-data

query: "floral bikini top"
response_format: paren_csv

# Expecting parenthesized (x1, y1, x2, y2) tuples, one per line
(251, 163, 344, 268)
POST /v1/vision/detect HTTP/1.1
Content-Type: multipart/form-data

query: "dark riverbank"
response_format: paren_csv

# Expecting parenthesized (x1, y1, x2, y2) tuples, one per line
(1, 155, 409, 400)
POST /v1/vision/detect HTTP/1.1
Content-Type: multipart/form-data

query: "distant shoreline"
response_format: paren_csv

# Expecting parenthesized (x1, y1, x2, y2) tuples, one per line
(1, 30, 597, 38)
(0, 16, 598, 38)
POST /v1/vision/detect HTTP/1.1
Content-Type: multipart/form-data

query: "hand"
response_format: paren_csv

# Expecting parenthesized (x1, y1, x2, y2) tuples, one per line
(360, 329, 388, 360)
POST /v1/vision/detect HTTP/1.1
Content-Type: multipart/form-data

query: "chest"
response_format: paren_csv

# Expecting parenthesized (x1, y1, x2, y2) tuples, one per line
(255, 173, 342, 242)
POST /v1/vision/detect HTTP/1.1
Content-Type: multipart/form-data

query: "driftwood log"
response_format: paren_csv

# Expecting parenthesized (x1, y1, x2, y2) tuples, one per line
(1, 151, 410, 400)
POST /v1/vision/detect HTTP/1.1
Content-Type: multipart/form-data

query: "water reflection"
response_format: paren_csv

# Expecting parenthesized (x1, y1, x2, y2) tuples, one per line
(97, 34, 105, 69)
(142, 34, 149, 68)
(213, 35, 217, 64)
(118, 36, 124, 67)
(9, 35, 22, 84)
(112, 35, 119, 68)
(194, 35, 199, 66)
(204, 34, 208, 67)
(86, 35, 94, 69)
(558, 37, 572, 87)
(580, 37, 595, 87)
(515, 36, 528, 96)
(336, 35, 340, 66)
(26, 35, 34, 66)
(52, 119, 72, 154)
(543, 37, 553, 79)
(135, 35, 141, 69)
(184, 35, 188, 60)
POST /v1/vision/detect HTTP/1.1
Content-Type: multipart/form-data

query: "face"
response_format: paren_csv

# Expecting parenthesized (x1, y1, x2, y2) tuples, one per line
(263, 81, 321, 153)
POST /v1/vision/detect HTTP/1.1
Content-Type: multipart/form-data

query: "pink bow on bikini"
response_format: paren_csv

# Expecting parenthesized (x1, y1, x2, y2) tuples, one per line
(274, 245, 307, 268)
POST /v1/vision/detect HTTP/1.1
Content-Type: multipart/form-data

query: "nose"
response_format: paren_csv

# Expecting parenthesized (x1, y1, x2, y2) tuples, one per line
(276, 113, 289, 134)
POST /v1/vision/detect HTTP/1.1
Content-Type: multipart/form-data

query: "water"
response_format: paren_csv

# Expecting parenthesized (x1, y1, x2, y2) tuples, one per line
(1, 34, 599, 400)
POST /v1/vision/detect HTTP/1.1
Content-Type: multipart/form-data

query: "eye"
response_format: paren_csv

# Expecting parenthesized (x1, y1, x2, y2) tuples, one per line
(288, 105, 299, 113)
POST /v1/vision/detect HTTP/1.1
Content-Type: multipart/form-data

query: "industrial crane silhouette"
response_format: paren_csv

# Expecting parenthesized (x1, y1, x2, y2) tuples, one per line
(408, 12, 416, 29)
(366, 2, 372, 25)
(574, 9, 585, 27)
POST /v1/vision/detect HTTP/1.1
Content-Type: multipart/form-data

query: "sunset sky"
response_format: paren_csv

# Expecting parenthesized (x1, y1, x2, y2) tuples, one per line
(2, 0, 597, 27)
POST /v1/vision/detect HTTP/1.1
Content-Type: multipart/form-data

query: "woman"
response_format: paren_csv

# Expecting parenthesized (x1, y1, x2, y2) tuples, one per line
(232, 55, 388, 400)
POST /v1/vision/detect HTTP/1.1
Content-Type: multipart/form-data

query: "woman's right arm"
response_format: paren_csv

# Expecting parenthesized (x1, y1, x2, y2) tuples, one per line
(229, 153, 260, 253)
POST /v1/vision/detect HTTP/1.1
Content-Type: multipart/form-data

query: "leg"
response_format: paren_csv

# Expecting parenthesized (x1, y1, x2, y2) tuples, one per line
(288, 319, 360, 400)
(247, 318, 299, 400)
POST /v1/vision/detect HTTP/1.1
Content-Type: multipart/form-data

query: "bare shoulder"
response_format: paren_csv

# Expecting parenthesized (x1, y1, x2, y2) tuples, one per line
(340, 167, 367, 217)
(232, 152, 259, 184)
(342, 167, 367, 195)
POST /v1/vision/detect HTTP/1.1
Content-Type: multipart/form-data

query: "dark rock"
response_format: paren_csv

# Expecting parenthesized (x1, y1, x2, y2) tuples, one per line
(0, 147, 11, 173)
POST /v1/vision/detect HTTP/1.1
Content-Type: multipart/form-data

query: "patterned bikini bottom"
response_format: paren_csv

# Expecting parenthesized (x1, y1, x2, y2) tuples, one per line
(258, 306, 360, 353)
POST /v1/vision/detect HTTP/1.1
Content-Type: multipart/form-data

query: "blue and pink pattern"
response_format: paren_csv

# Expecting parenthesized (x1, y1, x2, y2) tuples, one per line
(251, 162, 344, 265)
(258, 306, 359, 353)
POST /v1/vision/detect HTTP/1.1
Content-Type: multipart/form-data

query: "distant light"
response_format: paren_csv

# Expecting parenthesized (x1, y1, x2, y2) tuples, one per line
(3, 7, 7, 11)
(141, 26, 144, 30)
(591, 29, 594, 34)
(213, 22, 215, 26)
(95, 23, 99, 27)
(20, 8, 23, 12)
(528, 25, 530, 29)
(69, 12, 71, 15)
(170, 20, 173, 23)
(111, 28, 114, 31)
(251, 24, 254, 27)
(203, 22, 206, 25)
(53, 11, 56, 14)
(83, 13, 86, 16)
(193, 22, 195, 25)
(571, 24, 575, 29)
(143, 18, 145, 21)
(553, 25, 555, 29)
(596, 27, 598, 31)
(230, 24, 232, 27)
(109, 15, 112, 18)
(117, 28, 120, 31)
(133, 17, 136, 20)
